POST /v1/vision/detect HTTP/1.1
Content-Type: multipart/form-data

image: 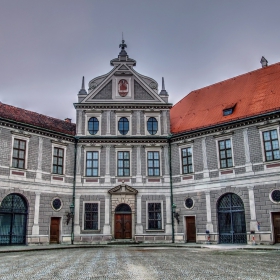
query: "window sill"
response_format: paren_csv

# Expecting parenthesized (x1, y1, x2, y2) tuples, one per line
(81, 230, 101, 234)
(146, 229, 165, 232)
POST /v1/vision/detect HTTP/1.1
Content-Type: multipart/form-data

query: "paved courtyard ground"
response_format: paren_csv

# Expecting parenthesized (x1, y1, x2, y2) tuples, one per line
(0, 247, 279, 280)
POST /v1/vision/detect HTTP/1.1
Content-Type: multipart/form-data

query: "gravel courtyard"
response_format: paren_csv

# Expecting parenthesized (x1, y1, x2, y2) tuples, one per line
(0, 247, 279, 280)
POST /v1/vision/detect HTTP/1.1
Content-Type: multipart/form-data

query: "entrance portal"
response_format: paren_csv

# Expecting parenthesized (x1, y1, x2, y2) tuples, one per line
(0, 193, 28, 245)
(115, 204, 132, 239)
(185, 216, 196, 242)
(272, 212, 280, 243)
(218, 193, 247, 244)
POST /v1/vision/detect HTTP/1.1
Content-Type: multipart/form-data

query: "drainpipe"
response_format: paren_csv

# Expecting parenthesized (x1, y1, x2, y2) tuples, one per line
(168, 135, 174, 243)
(71, 136, 78, 245)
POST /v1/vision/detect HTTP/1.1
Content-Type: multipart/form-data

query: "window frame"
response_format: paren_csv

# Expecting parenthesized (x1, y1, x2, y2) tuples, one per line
(115, 148, 132, 178)
(115, 112, 132, 136)
(82, 201, 100, 231)
(88, 117, 99, 135)
(85, 113, 101, 136)
(262, 129, 280, 162)
(146, 201, 164, 231)
(85, 151, 99, 177)
(83, 146, 101, 178)
(146, 148, 161, 177)
(258, 125, 280, 163)
(144, 112, 161, 136)
(117, 151, 130, 177)
(51, 143, 67, 176)
(215, 136, 234, 169)
(10, 134, 30, 170)
(179, 145, 194, 174)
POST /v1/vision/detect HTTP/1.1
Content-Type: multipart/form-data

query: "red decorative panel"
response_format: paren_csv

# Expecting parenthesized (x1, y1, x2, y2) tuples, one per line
(53, 176, 63, 181)
(220, 170, 233, 175)
(85, 179, 98, 182)
(12, 171, 24, 176)
(266, 163, 280, 168)
(183, 176, 193, 180)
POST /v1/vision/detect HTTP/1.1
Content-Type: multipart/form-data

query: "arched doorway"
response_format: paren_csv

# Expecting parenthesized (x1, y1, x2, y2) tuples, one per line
(0, 194, 28, 245)
(115, 203, 132, 239)
(218, 193, 247, 244)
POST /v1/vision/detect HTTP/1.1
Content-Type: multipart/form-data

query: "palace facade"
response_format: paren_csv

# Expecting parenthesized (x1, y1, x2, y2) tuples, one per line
(0, 43, 279, 245)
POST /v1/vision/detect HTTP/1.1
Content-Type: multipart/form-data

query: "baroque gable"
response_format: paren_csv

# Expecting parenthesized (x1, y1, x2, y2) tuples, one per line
(108, 183, 138, 195)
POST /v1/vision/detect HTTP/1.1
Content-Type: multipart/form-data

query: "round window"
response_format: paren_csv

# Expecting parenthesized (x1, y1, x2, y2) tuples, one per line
(88, 117, 99, 135)
(51, 198, 62, 211)
(147, 117, 158, 135)
(118, 117, 129, 135)
(271, 190, 280, 203)
(185, 198, 194, 209)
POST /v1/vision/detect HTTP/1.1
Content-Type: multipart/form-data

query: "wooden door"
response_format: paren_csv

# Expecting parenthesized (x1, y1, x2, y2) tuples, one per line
(273, 213, 280, 243)
(50, 217, 60, 244)
(186, 216, 196, 242)
(115, 214, 132, 239)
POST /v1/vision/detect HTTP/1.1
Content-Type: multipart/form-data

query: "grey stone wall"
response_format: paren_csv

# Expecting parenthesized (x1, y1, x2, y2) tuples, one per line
(232, 129, 246, 166)
(27, 135, 39, 170)
(93, 81, 112, 99)
(173, 191, 207, 233)
(0, 127, 12, 167)
(134, 81, 154, 100)
(41, 138, 52, 173)
(141, 195, 166, 233)
(206, 136, 218, 170)
(101, 111, 107, 135)
(39, 193, 72, 236)
(248, 126, 263, 163)
(254, 184, 280, 232)
(193, 138, 203, 172)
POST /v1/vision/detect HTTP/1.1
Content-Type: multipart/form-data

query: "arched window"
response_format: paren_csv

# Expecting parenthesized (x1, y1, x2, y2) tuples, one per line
(118, 117, 129, 135)
(0, 193, 28, 245)
(88, 117, 99, 135)
(147, 117, 158, 135)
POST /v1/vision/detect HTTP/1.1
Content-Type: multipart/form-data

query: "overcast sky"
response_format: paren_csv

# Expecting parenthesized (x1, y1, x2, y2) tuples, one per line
(0, 0, 280, 122)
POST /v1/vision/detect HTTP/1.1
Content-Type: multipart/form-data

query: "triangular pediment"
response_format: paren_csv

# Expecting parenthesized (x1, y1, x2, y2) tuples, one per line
(108, 183, 138, 195)
(81, 63, 167, 104)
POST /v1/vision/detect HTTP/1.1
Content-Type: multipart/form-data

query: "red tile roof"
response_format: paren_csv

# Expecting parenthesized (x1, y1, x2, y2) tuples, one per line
(170, 63, 280, 134)
(0, 102, 76, 136)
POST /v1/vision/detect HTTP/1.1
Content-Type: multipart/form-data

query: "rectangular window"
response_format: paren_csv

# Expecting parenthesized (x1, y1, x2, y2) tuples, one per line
(12, 139, 26, 169)
(218, 139, 233, 168)
(117, 151, 130, 176)
(181, 147, 193, 174)
(263, 130, 280, 161)
(84, 203, 98, 230)
(147, 151, 160, 176)
(148, 203, 162, 229)
(86, 151, 99, 176)
(53, 147, 64, 174)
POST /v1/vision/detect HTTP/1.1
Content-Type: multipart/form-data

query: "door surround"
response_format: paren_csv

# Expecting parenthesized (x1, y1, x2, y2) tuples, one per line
(108, 183, 138, 240)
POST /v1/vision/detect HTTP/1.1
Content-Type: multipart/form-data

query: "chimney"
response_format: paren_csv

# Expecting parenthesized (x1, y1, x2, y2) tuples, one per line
(260, 56, 268, 68)
(64, 118, 71, 123)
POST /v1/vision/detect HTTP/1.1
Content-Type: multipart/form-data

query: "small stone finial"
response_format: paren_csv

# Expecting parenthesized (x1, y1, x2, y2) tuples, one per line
(162, 77, 165, 90)
(81, 76, 85, 89)
(78, 76, 87, 95)
(159, 77, 169, 103)
(260, 56, 268, 68)
(159, 77, 168, 96)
